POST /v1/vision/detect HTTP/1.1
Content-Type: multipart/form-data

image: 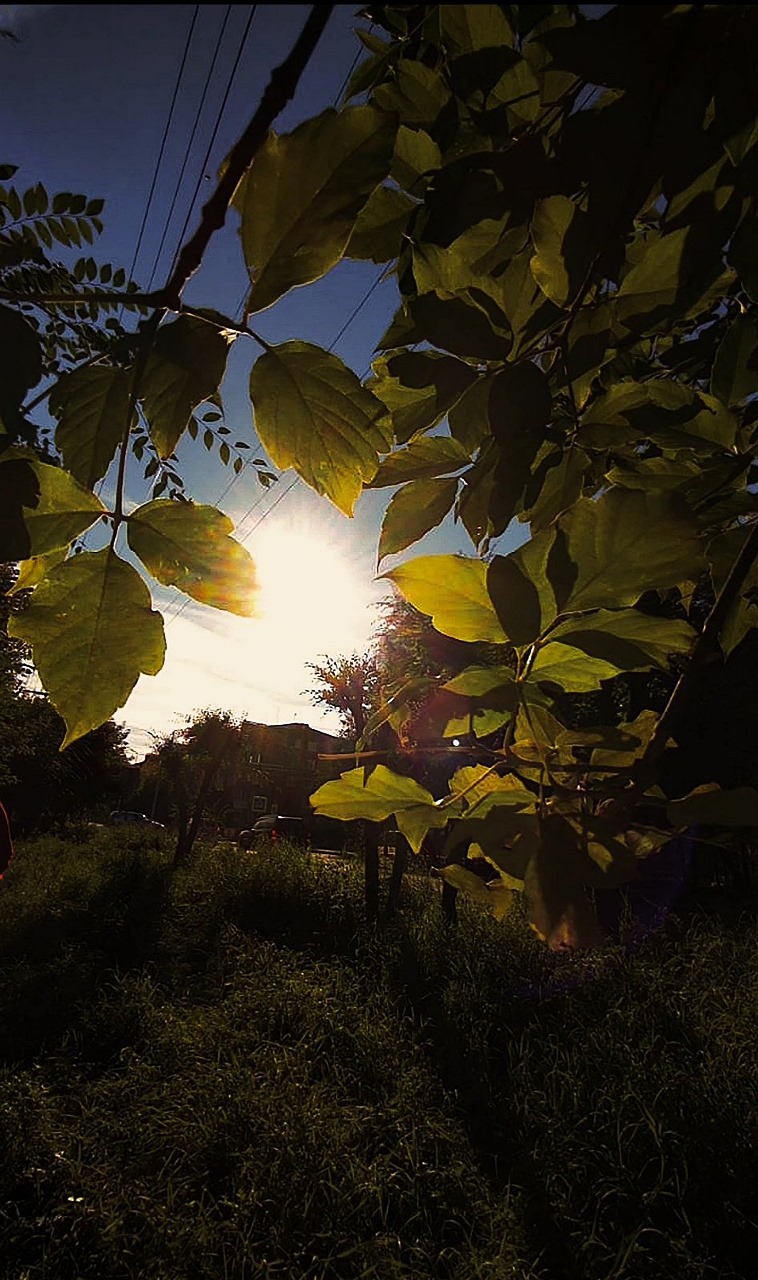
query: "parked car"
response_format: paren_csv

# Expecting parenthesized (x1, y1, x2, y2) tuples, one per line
(238, 815, 306, 850)
(238, 814, 355, 854)
(109, 810, 165, 830)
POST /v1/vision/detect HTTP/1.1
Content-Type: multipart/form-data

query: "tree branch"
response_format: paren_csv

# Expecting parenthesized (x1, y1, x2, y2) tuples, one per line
(160, 4, 334, 310)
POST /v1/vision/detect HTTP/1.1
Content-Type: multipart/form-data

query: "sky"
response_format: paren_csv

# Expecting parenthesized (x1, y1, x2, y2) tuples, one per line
(1, 4, 510, 757)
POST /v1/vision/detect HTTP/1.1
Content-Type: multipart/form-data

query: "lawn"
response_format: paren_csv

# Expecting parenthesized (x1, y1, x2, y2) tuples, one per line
(0, 830, 756, 1279)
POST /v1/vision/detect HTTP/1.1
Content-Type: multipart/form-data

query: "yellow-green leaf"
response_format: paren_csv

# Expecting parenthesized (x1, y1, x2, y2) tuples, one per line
(346, 183, 416, 262)
(239, 105, 397, 313)
(529, 642, 619, 691)
(8, 548, 165, 748)
(0, 452, 104, 560)
(142, 315, 231, 458)
(250, 341, 391, 517)
(385, 555, 509, 643)
(549, 609, 696, 670)
(530, 195, 591, 308)
(310, 764, 438, 847)
(50, 365, 131, 488)
(369, 435, 470, 488)
(557, 490, 704, 613)
(378, 476, 459, 561)
(668, 785, 758, 829)
(127, 499, 257, 617)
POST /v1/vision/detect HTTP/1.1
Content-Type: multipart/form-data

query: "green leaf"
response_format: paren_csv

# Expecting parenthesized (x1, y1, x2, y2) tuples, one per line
(706, 525, 758, 654)
(369, 435, 470, 487)
(443, 666, 516, 698)
(249, 341, 391, 517)
(50, 366, 131, 489)
(390, 125, 441, 191)
(383, 291, 512, 363)
(439, 5, 514, 55)
(385, 555, 509, 643)
(549, 609, 696, 670)
(412, 217, 528, 312)
(487, 525, 560, 647)
(239, 106, 397, 313)
(522, 446, 589, 532)
(127, 500, 257, 617)
(558, 490, 704, 613)
(378, 476, 459, 560)
(8, 548, 165, 749)
(345, 183, 416, 262)
(529, 642, 620, 692)
(668, 785, 758, 829)
(615, 228, 688, 333)
(373, 60, 451, 127)
(524, 814, 603, 950)
(580, 379, 737, 451)
(439, 864, 517, 921)
(727, 205, 758, 303)
(0, 453, 104, 560)
(0, 304, 43, 422)
(395, 803, 449, 854)
(142, 316, 230, 459)
(530, 196, 591, 308)
(711, 313, 758, 407)
(311, 764, 439, 851)
(368, 350, 477, 443)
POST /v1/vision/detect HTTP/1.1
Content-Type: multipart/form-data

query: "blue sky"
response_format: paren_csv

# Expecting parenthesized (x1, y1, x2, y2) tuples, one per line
(2, 4, 503, 756)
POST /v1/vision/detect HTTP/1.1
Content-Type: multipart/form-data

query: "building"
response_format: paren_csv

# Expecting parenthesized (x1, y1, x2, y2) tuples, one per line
(216, 720, 354, 829)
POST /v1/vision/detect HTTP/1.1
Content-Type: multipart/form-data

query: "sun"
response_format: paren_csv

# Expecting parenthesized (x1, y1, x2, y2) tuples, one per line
(247, 522, 379, 665)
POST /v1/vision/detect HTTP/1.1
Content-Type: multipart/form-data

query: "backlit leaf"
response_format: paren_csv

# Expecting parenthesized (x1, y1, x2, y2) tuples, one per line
(142, 316, 230, 458)
(127, 500, 257, 617)
(0, 453, 103, 561)
(386, 555, 509, 643)
(530, 196, 591, 308)
(239, 106, 396, 312)
(529, 642, 620, 692)
(8, 548, 165, 748)
(378, 476, 459, 560)
(250, 342, 391, 517)
(558, 490, 704, 612)
(368, 350, 477, 443)
(368, 435, 470, 487)
(390, 125, 441, 191)
(668, 785, 758, 829)
(310, 764, 438, 849)
(549, 609, 696, 669)
(373, 60, 451, 127)
(711, 313, 758, 407)
(346, 183, 415, 262)
(50, 365, 131, 489)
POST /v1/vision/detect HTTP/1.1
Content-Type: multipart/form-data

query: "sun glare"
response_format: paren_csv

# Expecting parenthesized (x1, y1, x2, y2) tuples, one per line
(249, 523, 378, 664)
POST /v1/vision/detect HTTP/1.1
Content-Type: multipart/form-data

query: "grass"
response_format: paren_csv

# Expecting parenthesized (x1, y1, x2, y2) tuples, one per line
(0, 830, 756, 1278)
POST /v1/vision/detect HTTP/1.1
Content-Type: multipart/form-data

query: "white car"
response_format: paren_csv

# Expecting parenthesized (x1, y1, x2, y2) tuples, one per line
(109, 810, 165, 830)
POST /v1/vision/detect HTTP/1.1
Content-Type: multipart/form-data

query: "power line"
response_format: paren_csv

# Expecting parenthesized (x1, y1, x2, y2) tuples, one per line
(146, 5, 234, 291)
(123, 5, 200, 298)
(167, 4, 259, 279)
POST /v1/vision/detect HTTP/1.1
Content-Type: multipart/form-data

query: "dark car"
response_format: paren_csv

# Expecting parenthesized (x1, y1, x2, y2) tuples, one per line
(238, 814, 356, 855)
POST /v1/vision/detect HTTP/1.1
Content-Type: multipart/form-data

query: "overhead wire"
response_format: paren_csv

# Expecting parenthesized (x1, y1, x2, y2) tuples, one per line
(122, 4, 200, 310)
(145, 4, 234, 291)
(166, 4, 259, 279)
(163, 21, 390, 629)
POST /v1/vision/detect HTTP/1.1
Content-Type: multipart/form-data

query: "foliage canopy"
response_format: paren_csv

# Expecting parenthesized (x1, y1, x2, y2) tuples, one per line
(4, 4, 758, 942)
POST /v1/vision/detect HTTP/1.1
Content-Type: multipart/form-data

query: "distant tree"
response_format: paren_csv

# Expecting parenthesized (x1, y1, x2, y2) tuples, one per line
(144, 710, 242, 863)
(304, 652, 380, 739)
